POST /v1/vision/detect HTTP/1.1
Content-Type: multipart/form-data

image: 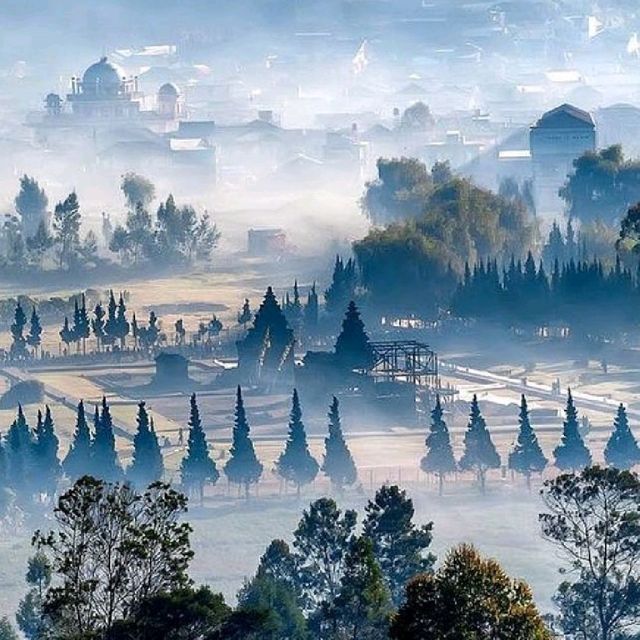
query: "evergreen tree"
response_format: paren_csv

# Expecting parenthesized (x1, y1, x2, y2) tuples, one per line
(10, 302, 27, 359)
(553, 389, 592, 472)
(92, 302, 106, 350)
(322, 397, 357, 492)
(76, 294, 90, 353)
(276, 389, 319, 496)
(304, 282, 319, 338)
(15, 175, 48, 238)
(26, 307, 42, 356)
(104, 290, 118, 346)
(237, 298, 252, 327)
(115, 293, 130, 347)
(459, 395, 501, 493)
(180, 393, 219, 505)
(59, 316, 74, 350)
(420, 395, 456, 495)
(6, 405, 33, 499)
(604, 403, 640, 470)
(334, 301, 375, 371)
(325, 256, 357, 315)
(508, 395, 548, 488)
(127, 401, 164, 489)
(91, 397, 123, 482)
(16, 551, 51, 640)
(0, 618, 17, 640)
(33, 406, 60, 498)
(329, 537, 392, 640)
(224, 386, 263, 498)
(63, 401, 93, 481)
(52, 191, 81, 270)
(363, 485, 435, 606)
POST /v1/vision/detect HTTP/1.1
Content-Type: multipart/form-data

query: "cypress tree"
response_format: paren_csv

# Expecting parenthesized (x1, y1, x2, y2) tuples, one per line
(92, 302, 106, 350)
(91, 397, 123, 482)
(508, 395, 548, 488)
(604, 403, 640, 470)
(115, 293, 130, 347)
(553, 389, 591, 472)
(224, 386, 263, 498)
(6, 405, 33, 499)
(334, 301, 375, 371)
(321, 396, 357, 492)
(421, 395, 456, 495)
(10, 302, 27, 359)
(275, 389, 319, 496)
(180, 393, 219, 505)
(127, 401, 164, 489)
(459, 395, 501, 493)
(104, 290, 118, 346)
(63, 400, 93, 481)
(33, 406, 61, 498)
(26, 307, 42, 356)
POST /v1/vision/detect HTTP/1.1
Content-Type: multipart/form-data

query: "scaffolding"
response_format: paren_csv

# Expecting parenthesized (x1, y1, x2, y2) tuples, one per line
(369, 340, 439, 388)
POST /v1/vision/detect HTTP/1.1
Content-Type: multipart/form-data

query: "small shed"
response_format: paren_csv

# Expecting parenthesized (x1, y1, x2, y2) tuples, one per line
(154, 352, 189, 388)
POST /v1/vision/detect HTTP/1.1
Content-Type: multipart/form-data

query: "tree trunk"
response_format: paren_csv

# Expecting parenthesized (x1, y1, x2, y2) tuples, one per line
(438, 473, 444, 496)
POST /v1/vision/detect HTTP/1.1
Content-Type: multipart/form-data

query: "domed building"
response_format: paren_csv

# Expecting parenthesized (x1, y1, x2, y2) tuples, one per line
(157, 82, 183, 119)
(67, 56, 142, 119)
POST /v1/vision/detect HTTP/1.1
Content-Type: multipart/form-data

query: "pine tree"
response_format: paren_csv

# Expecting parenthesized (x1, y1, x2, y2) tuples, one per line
(180, 394, 219, 505)
(127, 401, 164, 489)
(304, 282, 319, 338)
(33, 406, 60, 498)
(363, 485, 434, 606)
(604, 403, 640, 470)
(421, 395, 457, 495)
(508, 395, 548, 488)
(63, 401, 93, 481)
(276, 389, 319, 496)
(553, 389, 591, 472)
(91, 397, 123, 482)
(322, 396, 357, 492)
(334, 301, 375, 371)
(6, 405, 33, 500)
(459, 395, 501, 493)
(77, 294, 90, 354)
(224, 386, 263, 498)
(104, 290, 118, 346)
(10, 302, 27, 359)
(59, 317, 75, 350)
(115, 293, 130, 347)
(26, 307, 42, 356)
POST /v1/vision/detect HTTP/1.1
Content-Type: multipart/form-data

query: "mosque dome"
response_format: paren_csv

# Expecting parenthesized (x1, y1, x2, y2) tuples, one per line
(82, 57, 125, 94)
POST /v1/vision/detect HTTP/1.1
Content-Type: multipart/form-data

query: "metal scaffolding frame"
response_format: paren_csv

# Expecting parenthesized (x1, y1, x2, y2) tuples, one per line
(369, 340, 439, 388)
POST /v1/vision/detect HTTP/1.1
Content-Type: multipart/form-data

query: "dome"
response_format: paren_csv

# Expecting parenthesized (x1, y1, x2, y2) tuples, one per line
(158, 82, 180, 98)
(82, 57, 125, 93)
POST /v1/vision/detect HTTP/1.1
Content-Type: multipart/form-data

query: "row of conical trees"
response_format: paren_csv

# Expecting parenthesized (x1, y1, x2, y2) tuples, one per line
(421, 390, 640, 493)
(0, 388, 360, 508)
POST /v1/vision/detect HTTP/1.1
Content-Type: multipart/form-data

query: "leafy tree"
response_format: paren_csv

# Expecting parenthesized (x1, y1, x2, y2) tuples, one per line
(91, 397, 123, 482)
(137, 311, 161, 349)
(540, 466, 640, 640)
(399, 102, 434, 131)
(16, 552, 52, 640)
(26, 220, 54, 269)
(180, 393, 219, 505)
(390, 544, 551, 640)
(420, 395, 456, 495)
(52, 191, 81, 270)
(553, 390, 591, 472)
(292, 497, 357, 613)
(431, 160, 453, 186)
(32, 406, 61, 498)
(334, 301, 374, 371)
(275, 389, 318, 496)
(109, 586, 230, 640)
(128, 401, 164, 489)
(363, 485, 434, 606)
(63, 401, 93, 481)
(15, 175, 48, 238)
(224, 386, 263, 498)
(604, 403, 640, 470)
(10, 302, 27, 359)
(459, 395, 501, 492)
(322, 397, 357, 492)
(508, 395, 548, 488)
(58, 316, 74, 351)
(237, 572, 308, 640)
(327, 536, 391, 639)
(34, 477, 193, 638)
(110, 202, 155, 265)
(26, 307, 42, 356)
(121, 172, 155, 210)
